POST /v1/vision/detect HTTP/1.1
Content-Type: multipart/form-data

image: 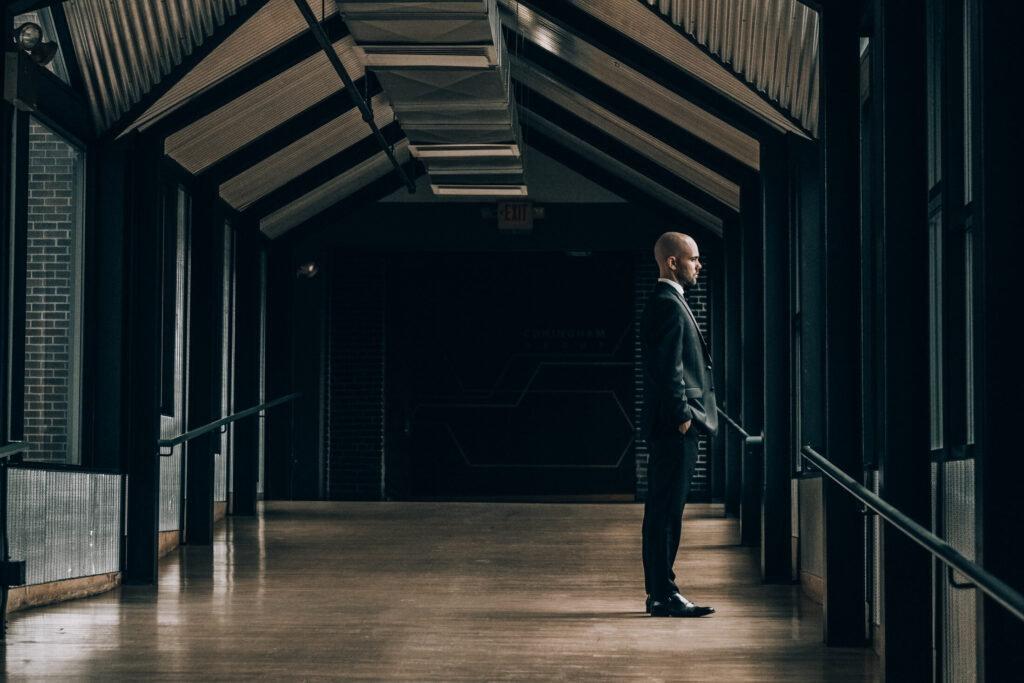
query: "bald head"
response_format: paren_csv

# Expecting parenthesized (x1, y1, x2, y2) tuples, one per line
(654, 232, 695, 264)
(654, 232, 701, 286)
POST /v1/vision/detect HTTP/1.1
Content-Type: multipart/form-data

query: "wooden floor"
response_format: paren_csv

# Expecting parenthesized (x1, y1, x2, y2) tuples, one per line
(2, 502, 879, 681)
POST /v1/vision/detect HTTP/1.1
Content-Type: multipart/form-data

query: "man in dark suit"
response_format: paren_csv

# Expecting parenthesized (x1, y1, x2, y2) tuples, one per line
(640, 232, 718, 617)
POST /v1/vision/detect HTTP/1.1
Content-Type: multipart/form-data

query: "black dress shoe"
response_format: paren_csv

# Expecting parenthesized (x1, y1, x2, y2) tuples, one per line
(645, 595, 652, 614)
(649, 592, 715, 618)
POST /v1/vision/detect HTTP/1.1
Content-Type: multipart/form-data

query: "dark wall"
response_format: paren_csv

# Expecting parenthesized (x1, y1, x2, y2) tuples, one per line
(383, 251, 635, 499)
(292, 202, 716, 254)
(325, 252, 386, 500)
(280, 201, 724, 501)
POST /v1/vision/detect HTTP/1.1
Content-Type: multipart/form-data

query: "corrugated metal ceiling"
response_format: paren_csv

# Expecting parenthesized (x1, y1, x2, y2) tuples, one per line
(642, 0, 820, 136)
(63, 0, 251, 132)
(512, 55, 741, 211)
(165, 35, 363, 174)
(132, 0, 341, 133)
(51, 0, 822, 237)
(339, 0, 527, 195)
(499, 0, 760, 170)
(563, 0, 810, 138)
(219, 92, 394, 210)
(259, 140, 411, 239)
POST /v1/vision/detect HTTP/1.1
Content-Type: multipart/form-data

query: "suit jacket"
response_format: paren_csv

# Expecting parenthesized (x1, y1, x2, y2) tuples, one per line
(640, 281, 719, 440)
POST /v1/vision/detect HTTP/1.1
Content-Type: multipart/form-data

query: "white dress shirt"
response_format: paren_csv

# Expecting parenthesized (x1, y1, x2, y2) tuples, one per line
(657, 278, 686, 300)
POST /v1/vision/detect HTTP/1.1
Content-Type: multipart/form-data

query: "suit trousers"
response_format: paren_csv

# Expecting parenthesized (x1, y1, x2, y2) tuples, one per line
(641, 431, 700, 600)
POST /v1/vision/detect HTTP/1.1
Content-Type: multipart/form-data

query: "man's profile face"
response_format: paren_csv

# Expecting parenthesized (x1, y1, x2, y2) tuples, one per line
(672, 240, 701, 287)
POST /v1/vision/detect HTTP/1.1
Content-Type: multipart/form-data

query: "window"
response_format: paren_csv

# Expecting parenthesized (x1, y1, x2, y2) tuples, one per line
(218, 222, 236, 503)
(928, 213, 943, 451)
(16, 117, 85, 464)
(158, 184, 190, 533)
(962, 0, 973, 204)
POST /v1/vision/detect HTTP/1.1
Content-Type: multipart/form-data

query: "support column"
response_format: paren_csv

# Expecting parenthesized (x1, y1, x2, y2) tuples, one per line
(0, 58, 11, 440)
(740, 180, 763, 547)
(184, 185, 223, 545)
(761, 134, 792, 582)
(872, 0, 932, 676)
(973, 1, 1024, 677)
(264, 248, 294, 500)
(123, 133, 164, 583)
(819, 0, 865, 645)
(83, 137, 130, 470)
(723, 217, 742, 516)
(232, 229, 263, 515)
(709, 241, 725, 505)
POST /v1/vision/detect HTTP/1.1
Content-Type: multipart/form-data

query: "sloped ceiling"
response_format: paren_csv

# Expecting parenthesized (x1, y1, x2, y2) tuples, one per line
(55, 0, 819, 239)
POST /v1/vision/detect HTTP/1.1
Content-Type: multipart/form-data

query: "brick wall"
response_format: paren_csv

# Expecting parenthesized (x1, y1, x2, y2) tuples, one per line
(325, 252, 386, 499)
(23, 119, 80, 463)
(634, 253, 711, 502)
(687, 262, 711, 500)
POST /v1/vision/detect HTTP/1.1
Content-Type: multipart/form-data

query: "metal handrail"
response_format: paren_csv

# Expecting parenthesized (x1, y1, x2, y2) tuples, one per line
(0, 442, 29, 461)
(158, 392, 301, 450)
(801, 444, 1024, 624)
(717, 407, 763, 445)
(717, 408, 751, 439)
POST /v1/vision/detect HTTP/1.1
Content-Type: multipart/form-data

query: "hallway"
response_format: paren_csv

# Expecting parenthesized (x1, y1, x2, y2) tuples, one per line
(2, 503, 878, 680)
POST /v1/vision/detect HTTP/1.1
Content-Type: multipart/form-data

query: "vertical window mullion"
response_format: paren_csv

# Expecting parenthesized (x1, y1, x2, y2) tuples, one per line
(961, 0, 973, 204)
(929, 211, 944, 452)
(6, 111, 30, 445)
(17, 114, 85, 464)
(963, 221, 974, 445)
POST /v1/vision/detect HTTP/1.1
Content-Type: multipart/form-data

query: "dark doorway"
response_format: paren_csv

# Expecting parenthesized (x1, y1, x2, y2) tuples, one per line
(386, 252, 635, 499)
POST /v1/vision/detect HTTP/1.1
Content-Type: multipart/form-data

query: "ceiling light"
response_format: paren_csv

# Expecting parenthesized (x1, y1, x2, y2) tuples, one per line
(410, 144, 521, 159)
(361, 45, 496, 70)
(431, 184, 528, 197)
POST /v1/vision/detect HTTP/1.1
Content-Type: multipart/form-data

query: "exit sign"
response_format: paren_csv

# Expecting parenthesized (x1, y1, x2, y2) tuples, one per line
(498, 202, 533, 230)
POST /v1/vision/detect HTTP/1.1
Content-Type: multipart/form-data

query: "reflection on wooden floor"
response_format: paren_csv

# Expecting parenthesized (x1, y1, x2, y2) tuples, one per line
(2, 502, 879, 680)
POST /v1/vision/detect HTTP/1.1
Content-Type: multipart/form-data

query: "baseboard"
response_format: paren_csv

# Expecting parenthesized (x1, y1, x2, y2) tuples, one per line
(158, 530, 180, 558)
(801, 570, 824, 604)
(5, 572, 120, 614)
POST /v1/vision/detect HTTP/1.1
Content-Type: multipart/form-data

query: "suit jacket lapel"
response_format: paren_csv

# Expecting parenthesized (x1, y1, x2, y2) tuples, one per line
(661, 282, 712, 363)
(682, 298, 712, 363)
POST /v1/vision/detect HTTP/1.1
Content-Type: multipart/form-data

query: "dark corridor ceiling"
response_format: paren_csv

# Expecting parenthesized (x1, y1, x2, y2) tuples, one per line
(14, 0, 819, 240)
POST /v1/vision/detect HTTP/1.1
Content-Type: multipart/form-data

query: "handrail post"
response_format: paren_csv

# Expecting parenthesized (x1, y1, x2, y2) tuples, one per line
(740, 433, 763, 547)
(724, 416, 742, 516)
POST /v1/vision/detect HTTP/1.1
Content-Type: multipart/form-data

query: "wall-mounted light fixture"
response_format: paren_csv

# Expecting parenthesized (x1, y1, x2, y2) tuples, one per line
(12, 22, 58, 66)
(296, 262, 319, 278)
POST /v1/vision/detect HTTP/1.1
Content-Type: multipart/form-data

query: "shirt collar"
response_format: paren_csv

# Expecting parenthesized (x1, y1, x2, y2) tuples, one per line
(657, 278, 686, 300)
